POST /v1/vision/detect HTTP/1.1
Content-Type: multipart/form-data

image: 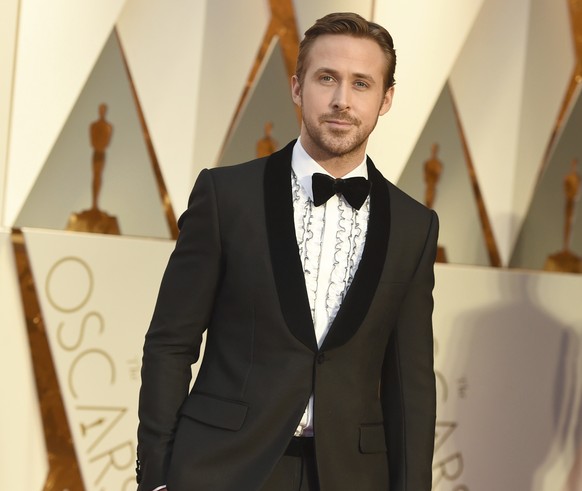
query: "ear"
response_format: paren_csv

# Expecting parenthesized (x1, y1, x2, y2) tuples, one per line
(291, 75, 302, 107)
(379, 86, 394, 116)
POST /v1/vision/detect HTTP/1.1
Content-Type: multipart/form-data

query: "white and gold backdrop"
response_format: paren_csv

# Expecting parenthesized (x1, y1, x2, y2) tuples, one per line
(1, 0, 581, 489)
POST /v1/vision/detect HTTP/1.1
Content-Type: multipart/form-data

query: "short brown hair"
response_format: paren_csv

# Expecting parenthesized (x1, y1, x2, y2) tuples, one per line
(295, 12, 396, 92)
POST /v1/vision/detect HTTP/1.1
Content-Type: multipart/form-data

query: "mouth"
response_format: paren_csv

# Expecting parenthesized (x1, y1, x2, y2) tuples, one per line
(320, 114, 359, 128)
(323, 119, 355, 129)
(326, 119, 351, 125)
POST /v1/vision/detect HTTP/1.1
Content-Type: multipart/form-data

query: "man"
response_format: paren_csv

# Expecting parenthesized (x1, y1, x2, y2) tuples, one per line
(137, 12, 438, 491)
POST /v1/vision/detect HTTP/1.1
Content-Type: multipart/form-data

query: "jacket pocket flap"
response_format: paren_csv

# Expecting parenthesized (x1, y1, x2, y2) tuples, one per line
(359, 423, 387, 454)
(180, 392, 248, 431)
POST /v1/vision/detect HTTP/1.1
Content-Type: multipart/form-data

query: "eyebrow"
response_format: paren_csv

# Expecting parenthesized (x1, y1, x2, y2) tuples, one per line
(314, 67, 377, 84)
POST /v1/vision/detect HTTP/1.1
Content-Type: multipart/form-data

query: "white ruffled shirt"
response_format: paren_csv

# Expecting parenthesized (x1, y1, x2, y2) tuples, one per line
(291, 138, 370, 436)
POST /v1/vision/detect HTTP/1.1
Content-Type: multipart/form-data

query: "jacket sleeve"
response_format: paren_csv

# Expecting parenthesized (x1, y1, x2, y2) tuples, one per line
(382, 210, 438, 491)
(136, 169, 222, 490)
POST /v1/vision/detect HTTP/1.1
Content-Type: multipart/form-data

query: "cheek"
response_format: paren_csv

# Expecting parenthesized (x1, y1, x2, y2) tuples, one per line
(299, 95, 317, 116)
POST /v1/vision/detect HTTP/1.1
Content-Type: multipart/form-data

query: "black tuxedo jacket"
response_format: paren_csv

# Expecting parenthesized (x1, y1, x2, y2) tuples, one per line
(137, 141, 438, 491)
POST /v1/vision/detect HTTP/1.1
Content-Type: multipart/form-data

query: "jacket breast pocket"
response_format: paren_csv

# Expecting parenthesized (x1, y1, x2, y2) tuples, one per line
(180, 392, 248, 431)
(359, 423, 387, 454)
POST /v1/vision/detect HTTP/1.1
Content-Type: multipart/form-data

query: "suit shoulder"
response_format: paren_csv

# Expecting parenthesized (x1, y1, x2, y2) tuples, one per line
(196, 157, 267, 208)
(369, 158, 434, 221)
(384, 180, 439, 245)
(207, 156, 267, 181)
(386, 180, 433, 218)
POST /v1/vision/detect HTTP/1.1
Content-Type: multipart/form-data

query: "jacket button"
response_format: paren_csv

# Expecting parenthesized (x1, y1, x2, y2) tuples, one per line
(317, 352, 326, 364)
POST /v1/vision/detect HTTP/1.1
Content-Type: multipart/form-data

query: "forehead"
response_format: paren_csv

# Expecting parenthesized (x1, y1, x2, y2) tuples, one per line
(303, 34, 385, 76)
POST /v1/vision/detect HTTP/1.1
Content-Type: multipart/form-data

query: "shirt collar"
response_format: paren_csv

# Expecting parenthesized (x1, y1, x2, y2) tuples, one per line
(291, 138, 368, 201)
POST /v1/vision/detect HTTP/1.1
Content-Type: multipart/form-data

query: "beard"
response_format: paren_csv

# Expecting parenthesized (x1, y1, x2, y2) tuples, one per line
(301, 111, 377, 159)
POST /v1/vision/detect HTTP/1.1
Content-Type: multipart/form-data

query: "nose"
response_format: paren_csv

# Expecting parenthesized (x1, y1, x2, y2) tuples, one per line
(331, 82, 350, 111)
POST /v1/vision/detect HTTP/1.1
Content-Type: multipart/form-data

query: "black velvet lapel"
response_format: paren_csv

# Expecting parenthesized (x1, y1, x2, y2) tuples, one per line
(264, 141, 318, 351)
(321, 157, 391, 351)
(264, 142, 391, 353)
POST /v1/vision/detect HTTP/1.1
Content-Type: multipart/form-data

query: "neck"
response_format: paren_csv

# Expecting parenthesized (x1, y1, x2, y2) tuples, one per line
(301, 140, 368, 178)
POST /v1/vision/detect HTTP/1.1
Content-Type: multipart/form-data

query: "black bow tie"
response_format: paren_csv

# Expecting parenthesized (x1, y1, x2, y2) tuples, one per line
(311, 173, 371, 210)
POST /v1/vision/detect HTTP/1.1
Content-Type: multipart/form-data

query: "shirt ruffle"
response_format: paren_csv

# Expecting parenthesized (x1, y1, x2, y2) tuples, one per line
(291, 171, 369, 328)
(325, 198, 369, 320)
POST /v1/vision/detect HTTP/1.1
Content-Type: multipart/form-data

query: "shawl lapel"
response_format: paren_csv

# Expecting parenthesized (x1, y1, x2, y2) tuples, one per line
(321, 157, 391, 350)
(264, 141, 391, 353)
(264, 141, 317, 351)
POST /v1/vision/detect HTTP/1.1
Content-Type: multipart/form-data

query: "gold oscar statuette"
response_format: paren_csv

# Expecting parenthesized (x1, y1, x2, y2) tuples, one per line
(67, 103, 121, 234)
(256, 121, 278, 158)
(544, 158, 582, 273)
(423, 143, 447, 263)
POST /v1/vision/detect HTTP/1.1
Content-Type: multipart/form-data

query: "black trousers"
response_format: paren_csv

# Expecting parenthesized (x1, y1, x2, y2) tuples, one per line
(261, 437, 320, 491)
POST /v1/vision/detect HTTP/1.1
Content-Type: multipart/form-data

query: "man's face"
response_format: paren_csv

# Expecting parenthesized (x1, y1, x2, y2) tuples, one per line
(291, 34, 394, 163)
